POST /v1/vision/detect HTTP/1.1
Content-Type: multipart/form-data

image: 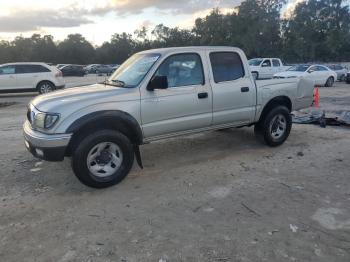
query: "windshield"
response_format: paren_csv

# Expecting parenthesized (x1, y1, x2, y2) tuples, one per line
(287, 65, 310, 72)
(107, 53, 161, 88)
(249, 59, 263, 66)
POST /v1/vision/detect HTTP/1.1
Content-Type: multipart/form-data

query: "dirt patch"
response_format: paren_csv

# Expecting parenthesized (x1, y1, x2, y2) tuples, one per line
(0, 102, 17, 108)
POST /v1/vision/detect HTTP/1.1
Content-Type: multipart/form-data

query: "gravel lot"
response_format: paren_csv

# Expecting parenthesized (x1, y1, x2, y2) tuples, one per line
(0, 81, 349, 262)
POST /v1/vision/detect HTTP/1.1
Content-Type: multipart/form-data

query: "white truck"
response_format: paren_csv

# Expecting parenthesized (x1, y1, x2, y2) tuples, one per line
(23, 46, 314, 188)
(249, 58, 291, 80)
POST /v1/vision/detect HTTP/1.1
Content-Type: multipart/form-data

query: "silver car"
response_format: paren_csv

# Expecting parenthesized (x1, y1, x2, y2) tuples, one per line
(327, 64, 348, 81)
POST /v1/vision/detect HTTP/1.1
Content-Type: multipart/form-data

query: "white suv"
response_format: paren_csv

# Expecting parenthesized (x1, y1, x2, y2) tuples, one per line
(0, 62, 65, 94)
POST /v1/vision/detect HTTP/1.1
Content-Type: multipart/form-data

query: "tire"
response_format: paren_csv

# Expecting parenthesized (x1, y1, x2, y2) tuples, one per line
(71, 129, 134, 188)
(252, 72, 259, 80)
(255, 106, 292, 147)
(37, 81, 55, 94)
(325, 76, 334, 87)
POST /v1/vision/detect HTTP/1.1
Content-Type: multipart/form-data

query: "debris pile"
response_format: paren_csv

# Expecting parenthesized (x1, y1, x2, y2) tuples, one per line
(292, 110, 350, 128)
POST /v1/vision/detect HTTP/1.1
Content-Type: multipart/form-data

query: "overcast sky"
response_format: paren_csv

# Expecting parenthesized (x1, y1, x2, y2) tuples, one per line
(0, 0, 300, 45)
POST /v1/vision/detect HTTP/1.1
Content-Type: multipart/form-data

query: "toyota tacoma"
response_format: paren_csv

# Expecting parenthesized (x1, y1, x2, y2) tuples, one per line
(24, 47, 314, 188)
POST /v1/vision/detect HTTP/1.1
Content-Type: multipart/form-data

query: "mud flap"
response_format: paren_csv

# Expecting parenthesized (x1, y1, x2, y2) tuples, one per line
(295, 78, 315, 109)
(134, 145, 143, 169)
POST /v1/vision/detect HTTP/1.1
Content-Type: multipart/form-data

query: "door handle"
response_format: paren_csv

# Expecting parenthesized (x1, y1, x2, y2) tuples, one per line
(198, 92, 208, 99)
(241, 87, 249, 93)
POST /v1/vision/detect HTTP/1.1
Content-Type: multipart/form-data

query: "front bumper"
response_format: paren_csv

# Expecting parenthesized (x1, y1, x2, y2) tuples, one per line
(23, 121, 72, 161)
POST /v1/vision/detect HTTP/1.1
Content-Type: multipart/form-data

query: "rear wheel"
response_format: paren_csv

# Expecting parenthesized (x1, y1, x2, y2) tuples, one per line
(255, 106, 292, 147)
(325, 76, 334, 87)
(37, 81, 55, 94)
(71, 130, 134, 188)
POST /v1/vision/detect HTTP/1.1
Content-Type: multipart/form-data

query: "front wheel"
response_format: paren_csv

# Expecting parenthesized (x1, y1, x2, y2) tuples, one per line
(71, 130, 134, 188)
(255, 106, 292, 147)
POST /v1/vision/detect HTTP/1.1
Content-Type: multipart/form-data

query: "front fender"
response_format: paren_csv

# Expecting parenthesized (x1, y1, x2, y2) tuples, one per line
(66, 110, 143, 145)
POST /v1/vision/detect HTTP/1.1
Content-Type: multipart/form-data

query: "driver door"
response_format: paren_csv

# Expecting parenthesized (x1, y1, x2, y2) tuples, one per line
(140, 52, 212, 138)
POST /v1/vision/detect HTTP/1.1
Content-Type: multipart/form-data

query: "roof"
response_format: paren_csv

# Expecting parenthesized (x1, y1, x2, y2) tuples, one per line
(1, 62, 50, 66)
(138, 46, 244, 55)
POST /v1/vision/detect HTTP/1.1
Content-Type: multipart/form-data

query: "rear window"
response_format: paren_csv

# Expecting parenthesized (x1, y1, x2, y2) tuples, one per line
(16, 64, 51, 74)
(209, 52, 245, 83)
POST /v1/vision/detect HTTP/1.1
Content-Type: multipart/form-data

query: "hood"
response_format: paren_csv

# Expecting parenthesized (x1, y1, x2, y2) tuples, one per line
(274, 71, 305, 78)
(31, 83, 138, 113)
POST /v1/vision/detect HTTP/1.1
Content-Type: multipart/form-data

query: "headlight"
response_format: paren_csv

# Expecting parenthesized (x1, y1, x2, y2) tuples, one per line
(33, 112, 59, 129)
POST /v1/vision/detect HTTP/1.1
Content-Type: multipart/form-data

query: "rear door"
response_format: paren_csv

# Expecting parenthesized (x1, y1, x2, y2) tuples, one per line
(208, 51, 256, 126)
(141, 52, 212, 138)
(16, 64, 51, 89)
(272, 59, 282, 74)
(260, 59, 273, 78)
(0, 65, 16, 91)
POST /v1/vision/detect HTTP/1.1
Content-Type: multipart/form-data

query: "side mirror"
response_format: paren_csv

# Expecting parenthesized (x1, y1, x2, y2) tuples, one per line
(308, 69, 314, 73)
(147, 75, 168, 91)
(261, 63, 270, 67)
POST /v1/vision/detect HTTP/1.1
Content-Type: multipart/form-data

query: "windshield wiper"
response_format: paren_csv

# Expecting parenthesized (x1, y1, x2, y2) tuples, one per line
(111, 79, 125, 87)
(103, 79, 125, 87)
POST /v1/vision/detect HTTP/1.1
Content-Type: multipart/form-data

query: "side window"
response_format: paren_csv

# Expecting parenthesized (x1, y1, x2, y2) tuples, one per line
(261, 59, 271, 67)
(209, 52, 244, 83)
(155, 53, 204, 88)
(309, 66, 317, 72)
(32, 65, 51, 73)
(336, 65, 343, 70)
(316, 66, 327, 71)
(0, 65, 15, 75)
(272, 59, 281, 67)
(16, 65, 51, 74)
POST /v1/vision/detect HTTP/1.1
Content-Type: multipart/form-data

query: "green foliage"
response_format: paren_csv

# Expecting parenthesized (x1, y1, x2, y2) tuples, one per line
(1, 0, 350, 64)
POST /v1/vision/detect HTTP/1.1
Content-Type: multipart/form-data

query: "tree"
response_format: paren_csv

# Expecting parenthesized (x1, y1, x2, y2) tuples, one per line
(282, 0, 350, 62)
(57, 34, 95, 64)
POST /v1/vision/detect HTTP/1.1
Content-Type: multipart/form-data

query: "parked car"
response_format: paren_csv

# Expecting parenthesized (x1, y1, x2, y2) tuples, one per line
(23, 46, 314, 188)
(327, 64, 347, 81)
(95, 65, 114, 75)
(56, 64, 68, 70)
(0, 62, 65, 94)
(346, 71, 350, 84)
(60, 65, 86, 77)
(273, 64, 337, 87)
(84, 64, 100, 74)
(110, 65, 120, 74)
(249, 58, 291, 79)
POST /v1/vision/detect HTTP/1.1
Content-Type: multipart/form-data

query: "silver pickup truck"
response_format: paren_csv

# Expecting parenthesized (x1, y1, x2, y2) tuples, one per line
(23, 46, 314, 188)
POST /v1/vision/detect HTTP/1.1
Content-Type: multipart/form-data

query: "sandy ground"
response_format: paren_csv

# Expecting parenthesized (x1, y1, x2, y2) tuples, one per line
(0, 82, 349, 261)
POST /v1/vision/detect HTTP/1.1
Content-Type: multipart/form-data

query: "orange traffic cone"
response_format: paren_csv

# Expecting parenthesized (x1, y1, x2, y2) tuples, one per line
(314, 86, 319, 107)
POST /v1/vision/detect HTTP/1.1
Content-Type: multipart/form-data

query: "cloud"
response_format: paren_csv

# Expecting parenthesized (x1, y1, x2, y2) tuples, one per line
(0, 0, 243, 33)
(108, 0, 242, 15)
(0, 9, 93, 32)
(177, 7, 238, 29)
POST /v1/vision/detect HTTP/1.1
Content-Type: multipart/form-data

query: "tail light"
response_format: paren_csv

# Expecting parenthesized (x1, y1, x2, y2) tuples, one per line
(55, 70, 62, 77)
